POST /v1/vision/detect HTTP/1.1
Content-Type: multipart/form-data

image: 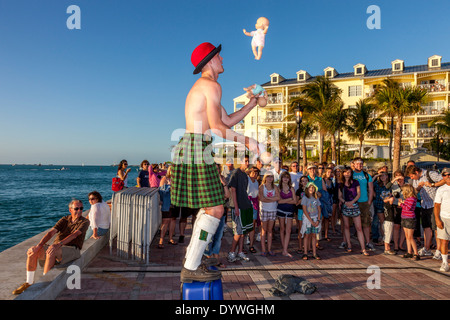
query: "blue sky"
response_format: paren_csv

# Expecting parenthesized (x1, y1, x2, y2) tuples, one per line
(1, 0, 449, 165)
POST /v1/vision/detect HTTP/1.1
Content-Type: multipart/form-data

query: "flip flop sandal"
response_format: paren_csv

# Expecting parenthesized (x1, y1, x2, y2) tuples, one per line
(168, 239, 178, 245)
(302, 254, 308, 260)
(346, 248, 353, 253)
(268, 251, 276, 256)
(249, 246, 257, 253)
(261, 252, 267, 257)
(361, 250, 370, 256)
(158, 243, 164, 249)
(313, 254, 321, 260)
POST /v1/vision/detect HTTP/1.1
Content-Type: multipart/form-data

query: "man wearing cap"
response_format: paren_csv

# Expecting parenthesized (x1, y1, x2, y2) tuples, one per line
(171, 42, 261, 283)
(434, 167, 450, 272)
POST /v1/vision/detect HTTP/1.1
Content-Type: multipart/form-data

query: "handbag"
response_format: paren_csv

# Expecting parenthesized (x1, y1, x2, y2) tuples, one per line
(112, 177, 124, 192)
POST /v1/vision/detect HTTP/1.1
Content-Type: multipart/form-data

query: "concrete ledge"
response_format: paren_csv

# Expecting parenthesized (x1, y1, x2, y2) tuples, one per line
(0, 210, 109, 300)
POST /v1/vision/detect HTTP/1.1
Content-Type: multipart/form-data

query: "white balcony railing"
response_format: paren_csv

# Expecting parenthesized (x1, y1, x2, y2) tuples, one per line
(417, 128, 436, 138)
(418, 83, 449, 92)
(267, 95, 286, 105)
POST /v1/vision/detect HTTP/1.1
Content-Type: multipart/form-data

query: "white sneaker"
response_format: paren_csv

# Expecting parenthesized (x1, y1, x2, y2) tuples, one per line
(338, 242, 347, 249)
(256, 233, 261, 242)
(227, 252, 237, 263)
(433, 250, 442, 260)
(440, 262, 449, 272)
(418, 247, 426, 256)
(423, 249, 433, 256)
(237, 252, 250, 262)
(245, 236, 250, 245)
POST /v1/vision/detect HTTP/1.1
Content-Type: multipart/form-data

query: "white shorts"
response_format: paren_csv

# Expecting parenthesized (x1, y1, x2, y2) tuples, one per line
(436, 217, 450, 241)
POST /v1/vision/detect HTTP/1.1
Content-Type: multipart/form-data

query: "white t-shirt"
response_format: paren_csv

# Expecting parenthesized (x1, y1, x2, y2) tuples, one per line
(434, 184, 450, 219)
(88, 202, 111, 229)
(247, 176, 259, 198)
(289, 171, 303, 192)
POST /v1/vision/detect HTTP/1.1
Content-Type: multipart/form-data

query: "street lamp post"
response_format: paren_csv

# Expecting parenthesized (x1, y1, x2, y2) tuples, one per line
(295, 104, 304, 166)
(438, 134, 444, 163)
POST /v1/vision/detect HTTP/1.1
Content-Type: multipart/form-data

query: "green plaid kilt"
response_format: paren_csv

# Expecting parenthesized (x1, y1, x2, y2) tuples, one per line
(171, 133, 224, 208)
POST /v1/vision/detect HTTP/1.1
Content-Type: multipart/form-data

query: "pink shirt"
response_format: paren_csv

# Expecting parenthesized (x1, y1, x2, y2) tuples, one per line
(148, 166, 166, 188)
(400, 196, 417, 219)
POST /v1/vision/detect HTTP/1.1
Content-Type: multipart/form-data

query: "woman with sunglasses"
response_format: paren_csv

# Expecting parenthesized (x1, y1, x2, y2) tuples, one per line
(117, 159, 131, 188)
(85, 191, 111, 240)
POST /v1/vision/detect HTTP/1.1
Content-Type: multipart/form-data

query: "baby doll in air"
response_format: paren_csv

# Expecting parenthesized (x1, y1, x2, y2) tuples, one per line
(244, 84, 268, 107)
(243, 17, 269, 60)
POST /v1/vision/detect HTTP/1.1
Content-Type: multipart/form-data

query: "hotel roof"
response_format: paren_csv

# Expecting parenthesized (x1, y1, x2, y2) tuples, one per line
(261, 62, 450, 87)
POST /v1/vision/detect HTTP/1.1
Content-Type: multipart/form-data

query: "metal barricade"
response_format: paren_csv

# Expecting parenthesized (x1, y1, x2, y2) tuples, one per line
(109, 187, 161, 264)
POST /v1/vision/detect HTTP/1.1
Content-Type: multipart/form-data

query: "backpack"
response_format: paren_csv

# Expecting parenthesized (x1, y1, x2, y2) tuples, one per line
(112, 177, 124, 192)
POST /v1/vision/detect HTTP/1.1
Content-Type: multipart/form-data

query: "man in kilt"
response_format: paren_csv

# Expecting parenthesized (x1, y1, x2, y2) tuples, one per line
(172, 42, 261, 283)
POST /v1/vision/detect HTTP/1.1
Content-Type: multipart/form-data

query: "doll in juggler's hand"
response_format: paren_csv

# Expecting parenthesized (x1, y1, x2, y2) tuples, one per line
(243, 17, 269, 60)
(244, 84, 268, 107)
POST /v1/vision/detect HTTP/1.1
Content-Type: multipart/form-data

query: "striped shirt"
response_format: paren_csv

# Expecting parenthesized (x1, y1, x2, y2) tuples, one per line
(400, 197, 417, 219)
(411, 169, 442, 209)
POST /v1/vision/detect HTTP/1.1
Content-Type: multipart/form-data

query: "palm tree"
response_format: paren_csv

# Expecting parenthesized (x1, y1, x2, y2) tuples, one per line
(291, 76, 343, 163)
(284, 105, 317, 172)
(429, 110, 450, 136)
(346, 98, 390, 157)
(322, 101, 349, 163)
(375, 80, 428, 172)
(374, 79, 398, 169)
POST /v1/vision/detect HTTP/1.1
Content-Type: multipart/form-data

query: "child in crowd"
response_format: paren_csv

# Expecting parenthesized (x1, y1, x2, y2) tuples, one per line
(258, 172, 280, 256)
(338, 167, 369, 256)
(246, 167, 260, 254)
(301, 182, 322, 260)
(295, 176, 309, 254)
(277, 171, 297, 257)
(398, 184, 420, 260)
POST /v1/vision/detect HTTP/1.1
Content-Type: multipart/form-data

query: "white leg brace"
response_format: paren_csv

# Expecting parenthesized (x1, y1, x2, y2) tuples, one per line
(184, 209, 220, 271)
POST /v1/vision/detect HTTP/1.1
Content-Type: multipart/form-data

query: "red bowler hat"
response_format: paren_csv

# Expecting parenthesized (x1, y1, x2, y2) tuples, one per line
(191, 42, 222, 74)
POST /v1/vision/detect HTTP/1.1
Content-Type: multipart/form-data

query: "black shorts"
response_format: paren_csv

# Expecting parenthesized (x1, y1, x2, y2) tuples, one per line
(420, 207, 436, 230)
(393, 205, 402, 225)
(170, 206, 200, 219)
(401, 218, 416, 230)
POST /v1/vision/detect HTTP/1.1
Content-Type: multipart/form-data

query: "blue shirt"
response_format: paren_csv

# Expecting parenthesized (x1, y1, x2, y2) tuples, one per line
(353, 171, 372, 203)
(307, 175, 323, 192)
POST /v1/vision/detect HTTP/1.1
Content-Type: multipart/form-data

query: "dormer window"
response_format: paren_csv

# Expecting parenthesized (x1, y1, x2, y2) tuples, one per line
(270, 73, 285, 84)
(296, 70, 310, 82)
(428, 55, 442, 68)
(324, 67, 338, 78)
(391, 59, 404, 72)
(353, 63, 367, 76)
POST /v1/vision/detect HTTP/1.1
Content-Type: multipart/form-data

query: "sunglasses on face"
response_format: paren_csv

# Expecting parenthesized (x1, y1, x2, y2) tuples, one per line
(443, 173, 450, 177)
(89, 198, 97, 201)
(73, 207, 84, 211)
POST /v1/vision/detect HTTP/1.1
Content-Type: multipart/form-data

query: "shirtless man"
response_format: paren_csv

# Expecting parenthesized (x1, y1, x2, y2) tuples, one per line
(172, 42, 261, 282)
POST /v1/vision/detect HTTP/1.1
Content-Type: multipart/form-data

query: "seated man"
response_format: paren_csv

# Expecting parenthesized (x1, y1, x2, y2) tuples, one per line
(13, 199, 90, 295)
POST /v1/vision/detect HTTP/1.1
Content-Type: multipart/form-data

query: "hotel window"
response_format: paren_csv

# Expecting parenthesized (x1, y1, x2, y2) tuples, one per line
(298, 73, 305, 81)
(431, 59, 439, 67)
(394, 63, 402, 71)
(348, 85, 362, 97)
(326, 70, 333, 78)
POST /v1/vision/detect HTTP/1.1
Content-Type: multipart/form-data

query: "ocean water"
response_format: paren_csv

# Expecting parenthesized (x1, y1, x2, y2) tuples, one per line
(0, 164, 140, 253)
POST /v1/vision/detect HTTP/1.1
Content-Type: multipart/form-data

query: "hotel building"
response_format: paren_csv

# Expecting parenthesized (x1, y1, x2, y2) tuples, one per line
(232, 55, 449, 159)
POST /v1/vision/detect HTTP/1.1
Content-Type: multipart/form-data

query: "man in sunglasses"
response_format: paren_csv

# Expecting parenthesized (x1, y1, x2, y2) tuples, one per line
(13, 199, 90, 295)
(434, 168, 450, 272)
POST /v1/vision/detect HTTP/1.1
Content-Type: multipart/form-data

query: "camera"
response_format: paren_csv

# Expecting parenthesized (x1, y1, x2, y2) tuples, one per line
(393, 192, 400, 199)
